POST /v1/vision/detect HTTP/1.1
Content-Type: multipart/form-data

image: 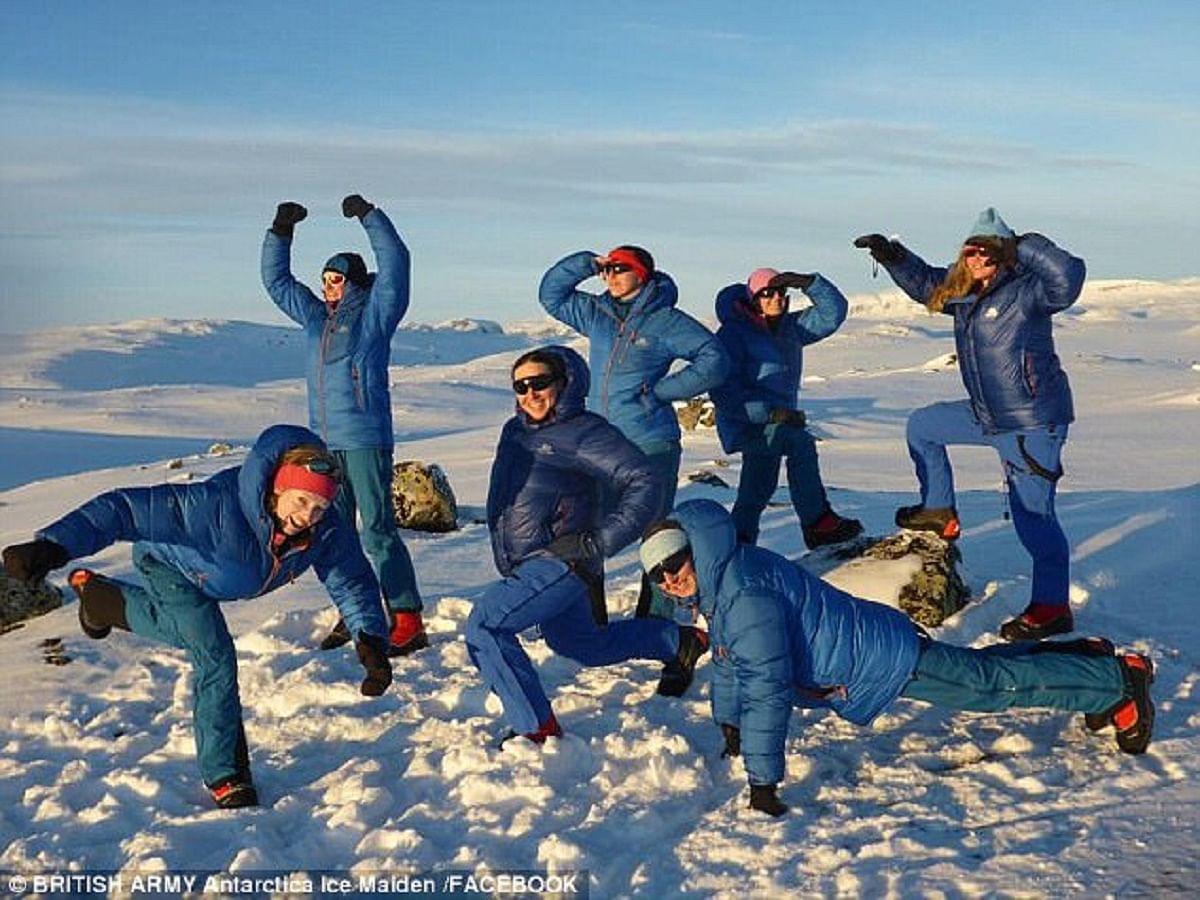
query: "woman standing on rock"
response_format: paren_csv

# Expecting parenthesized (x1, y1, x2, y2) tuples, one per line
(854, 209, 1085, 641)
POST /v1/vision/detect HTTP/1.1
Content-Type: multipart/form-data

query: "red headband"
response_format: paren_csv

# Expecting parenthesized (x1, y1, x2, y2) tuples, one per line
(272, 463, 338, 502)
(606, 248, 651, 284)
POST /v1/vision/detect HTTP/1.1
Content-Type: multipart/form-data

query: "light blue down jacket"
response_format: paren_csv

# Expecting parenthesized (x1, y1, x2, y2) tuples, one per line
(261, 208, 410, 450)
(538, 251, 729, 450)
(883, 234, 1085, 433)
(710, 274, 848, 453)
(672, 499, 921, 786)
(37, 424, 389, 640)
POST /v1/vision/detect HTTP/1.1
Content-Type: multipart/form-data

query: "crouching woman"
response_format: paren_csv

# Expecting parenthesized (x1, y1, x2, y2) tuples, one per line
(1, 424, 393, 809)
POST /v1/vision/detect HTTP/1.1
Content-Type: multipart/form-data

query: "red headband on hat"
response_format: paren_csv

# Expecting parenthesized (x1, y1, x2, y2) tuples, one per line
(272, 463, 338, 503)
(606, 248, 651, 284)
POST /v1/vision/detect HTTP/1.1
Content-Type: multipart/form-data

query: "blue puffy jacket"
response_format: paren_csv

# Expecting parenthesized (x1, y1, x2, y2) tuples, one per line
(884, 234, 1085, 433)
(261, 208, 410, 450)
(710, 274, 848, 453)
(671, 499, 921, 786)
(487, 346, 662, 578)
(538, 251, 730, 450)
(37, 424, 389, 640)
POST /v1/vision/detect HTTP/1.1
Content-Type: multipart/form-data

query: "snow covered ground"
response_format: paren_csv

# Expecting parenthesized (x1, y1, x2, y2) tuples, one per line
(1, 279, 1198, 897)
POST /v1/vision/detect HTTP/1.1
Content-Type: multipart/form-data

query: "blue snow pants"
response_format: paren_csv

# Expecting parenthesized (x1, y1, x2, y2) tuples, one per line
(732, 422, 830, 545)
(901, 638, 1126, 713)
(906, 399, 1070, 606)
(333, 447, 421, 613)
(116, 545, 245, 787)
(465, 558, 680, 734)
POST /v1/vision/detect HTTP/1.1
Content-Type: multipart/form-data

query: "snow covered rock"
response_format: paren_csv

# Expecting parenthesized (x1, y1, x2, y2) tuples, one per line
(675, 397, 716, 430)
(392, 461, 459, 533)
(1, 572, 63, 630)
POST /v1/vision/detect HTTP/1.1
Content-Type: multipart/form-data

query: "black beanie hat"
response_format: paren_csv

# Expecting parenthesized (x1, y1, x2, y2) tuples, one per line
(323, 252, 370, 288)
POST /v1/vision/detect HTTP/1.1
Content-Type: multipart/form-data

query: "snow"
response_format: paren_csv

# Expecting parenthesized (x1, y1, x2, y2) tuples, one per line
(1, 278, 1198, 896)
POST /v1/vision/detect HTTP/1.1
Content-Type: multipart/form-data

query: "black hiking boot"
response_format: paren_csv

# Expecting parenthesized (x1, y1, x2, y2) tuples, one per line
(999, 603, 1074, 642)
(657, 627, 709, 698)
(69, 569, 129, 640)
(319, 617, 352, 651)
(1112, 654, 1155, 755)
(895, 504, 961, 540)
(803, 510, 864, 549)
(208, 775, 258, 810)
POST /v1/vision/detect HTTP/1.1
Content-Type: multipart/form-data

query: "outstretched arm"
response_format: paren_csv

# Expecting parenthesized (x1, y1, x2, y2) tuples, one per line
(790, 273, 849, 345)
(728, 591, 794, 788)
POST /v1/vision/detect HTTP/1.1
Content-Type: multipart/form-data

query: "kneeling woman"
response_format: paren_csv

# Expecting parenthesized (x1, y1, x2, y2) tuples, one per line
(1, 424, 393, 809)
(642, 499, 1153, 817)
(466, 346, 709, 744)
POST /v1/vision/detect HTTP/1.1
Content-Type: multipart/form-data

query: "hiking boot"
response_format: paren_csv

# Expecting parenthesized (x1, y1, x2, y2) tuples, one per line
(1112, 654, 1155, 755)
(657, 627, 710, 697)
(319, 617, 352, 651)
(803, 510, 864, 549)
(999, 603, 1074, 642)
(895, 504, 961, 540)
(1029, 636, 1117, 730)
(387, 611, 429, 657)
(497, 712, 563, 749)
(69, 569, 129, 640)
(208, 776, 258, 810)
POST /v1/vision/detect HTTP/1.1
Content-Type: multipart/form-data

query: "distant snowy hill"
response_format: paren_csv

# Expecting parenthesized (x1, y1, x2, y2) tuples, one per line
(0, 279, 1198, 895)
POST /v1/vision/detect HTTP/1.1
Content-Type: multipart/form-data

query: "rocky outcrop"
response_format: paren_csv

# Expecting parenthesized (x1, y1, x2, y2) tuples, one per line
(1, 573, 63, 632)
(675, 398, 716, 431)
(392, 461, 459, 533)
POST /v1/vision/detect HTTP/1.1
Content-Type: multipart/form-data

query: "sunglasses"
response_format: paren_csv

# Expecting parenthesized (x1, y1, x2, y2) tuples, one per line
(512, 373, 560, 395)
(755, 286, 789, 301)
(598, 263, 633, 276)
(648, 547, 692, 585)
(301, 457, 340, 478)
(961, 246, 997, 262)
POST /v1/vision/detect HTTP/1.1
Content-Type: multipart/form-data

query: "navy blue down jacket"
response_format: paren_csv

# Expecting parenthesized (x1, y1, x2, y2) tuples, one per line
(671, 499, 921, 786)
(710, 274, 848, 453)
(261, 208, 410, 450)
(37, 424, 389, 640)
(883, 234, 1085, 433)
(487, 346, 662, 578)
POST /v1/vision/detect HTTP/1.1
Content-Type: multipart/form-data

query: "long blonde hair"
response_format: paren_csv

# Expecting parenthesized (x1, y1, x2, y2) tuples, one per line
(927, 256, 978, 313)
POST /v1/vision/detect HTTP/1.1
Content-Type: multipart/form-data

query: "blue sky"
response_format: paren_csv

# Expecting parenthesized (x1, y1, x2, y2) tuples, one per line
(1, 1, 1197, 331)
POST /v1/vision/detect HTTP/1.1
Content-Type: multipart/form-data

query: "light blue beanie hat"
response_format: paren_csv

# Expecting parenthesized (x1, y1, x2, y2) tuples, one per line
(966, 207, 1015, 242)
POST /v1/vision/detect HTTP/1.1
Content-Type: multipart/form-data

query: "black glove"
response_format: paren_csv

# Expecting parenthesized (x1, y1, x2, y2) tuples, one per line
(2, 539, 69, 585)
(853, 233, 905, 265)
(342, 194, 375, 220)
(270, 202, 307, 239)
(767, 408, 807, 428)
(770, 271, 815, 292)
(355, 631, 393, 697)
(547, 532, 599, 564)
(749, 783, 788, 817)
(720, 724, 741, 759)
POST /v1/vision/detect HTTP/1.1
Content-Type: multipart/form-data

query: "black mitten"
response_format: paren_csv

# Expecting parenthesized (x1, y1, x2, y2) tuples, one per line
(749, 783, 788, 817)
(767, 408, 807, 428)
(547, 532, 599, 564)
(271, 202, 307, 239)
(2, 539, 69, 585)
(853, 233, 905, 265)
(342, 194, 375, 220)
(355, 631, 393, 696)
(720, 724, 741, 759)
